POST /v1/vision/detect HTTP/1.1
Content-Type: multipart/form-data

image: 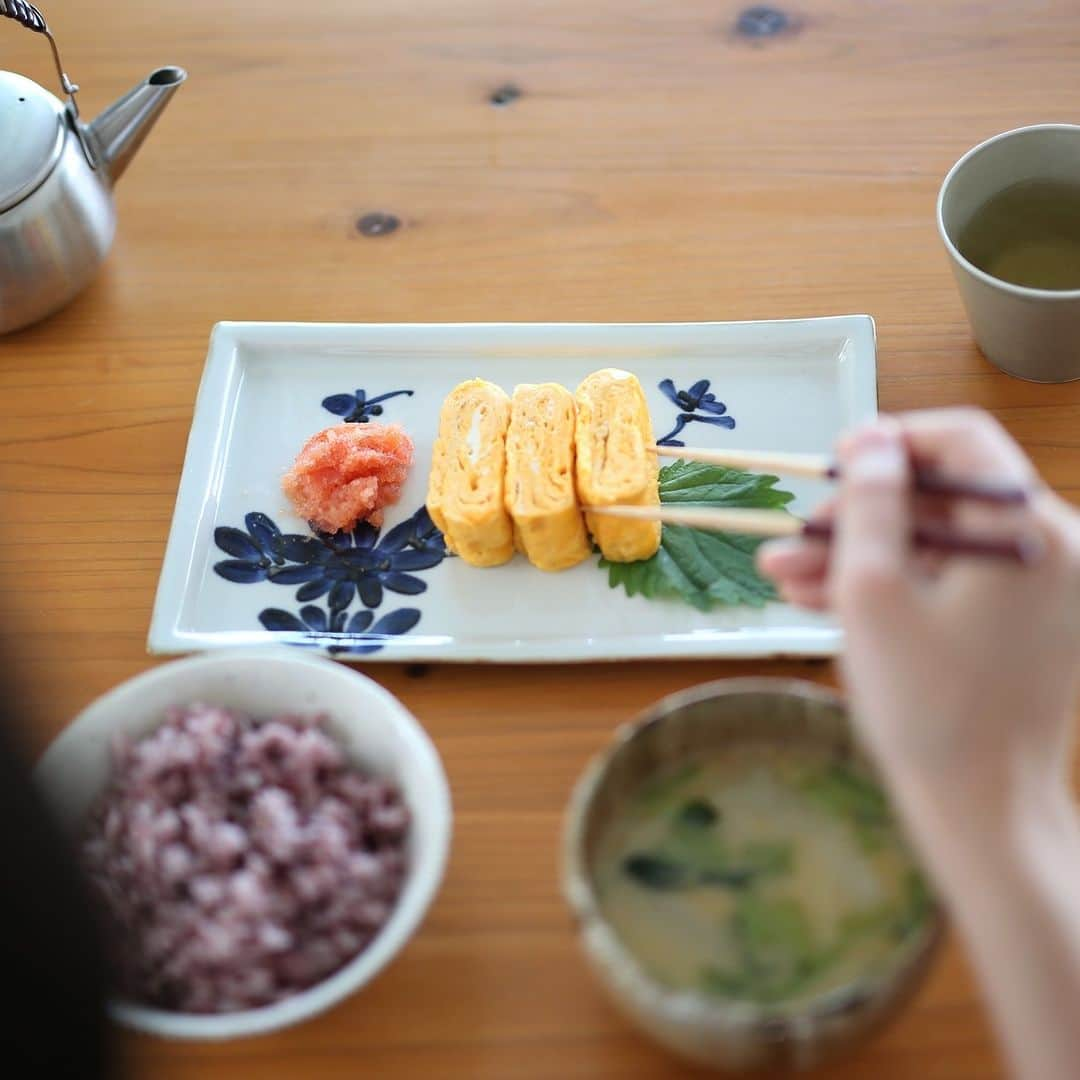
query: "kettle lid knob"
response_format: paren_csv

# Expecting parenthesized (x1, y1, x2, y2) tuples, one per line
(0, 71, 65, 213)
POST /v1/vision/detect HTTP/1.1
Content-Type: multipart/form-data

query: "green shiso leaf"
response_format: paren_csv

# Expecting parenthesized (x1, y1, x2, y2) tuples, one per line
(599, 460, 797, 610)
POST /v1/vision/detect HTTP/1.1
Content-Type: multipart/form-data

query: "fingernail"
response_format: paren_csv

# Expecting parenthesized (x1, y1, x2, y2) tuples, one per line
(839, 417, 899, 458)
(847, 423, 905, 477)
(855, 417, 901, 446)
(758, 537, 803, 561)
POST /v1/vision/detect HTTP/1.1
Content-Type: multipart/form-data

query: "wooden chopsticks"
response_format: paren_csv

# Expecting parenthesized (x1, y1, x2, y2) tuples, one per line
(587, 505, 804, 536)
(653, 445, 1030, 505)
(580, 445, 1040, 564)
(583, 504, 1041, 564)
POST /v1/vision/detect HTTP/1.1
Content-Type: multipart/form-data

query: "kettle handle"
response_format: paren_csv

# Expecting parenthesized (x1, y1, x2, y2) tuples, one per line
(0, 2, 81, 118)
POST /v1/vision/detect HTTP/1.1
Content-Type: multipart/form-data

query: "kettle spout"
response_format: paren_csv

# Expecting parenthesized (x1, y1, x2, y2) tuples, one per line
(85, 67, 187, 184)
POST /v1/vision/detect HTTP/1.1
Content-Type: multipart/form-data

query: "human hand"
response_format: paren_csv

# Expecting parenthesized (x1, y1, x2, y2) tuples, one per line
(758, 409, 1080, 806)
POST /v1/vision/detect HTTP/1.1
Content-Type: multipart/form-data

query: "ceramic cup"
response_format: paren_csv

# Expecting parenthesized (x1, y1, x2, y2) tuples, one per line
(938, 123, 1080, 382)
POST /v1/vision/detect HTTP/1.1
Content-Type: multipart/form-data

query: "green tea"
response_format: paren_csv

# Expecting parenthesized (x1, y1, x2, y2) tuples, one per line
(592, 745, 930, 1006)
(957, 179, 1080, 290)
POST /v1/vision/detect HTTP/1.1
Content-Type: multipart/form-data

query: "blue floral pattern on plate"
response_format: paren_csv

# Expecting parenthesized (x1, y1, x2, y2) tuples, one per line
(257, 604, 422, 656)
(213, 506, 445, 654)
(656, 378, 737, 446)
(321, 387, 413, 423)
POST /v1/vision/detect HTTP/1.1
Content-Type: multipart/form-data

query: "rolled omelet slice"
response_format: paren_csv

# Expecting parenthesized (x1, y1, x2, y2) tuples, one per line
(504, 383, 591, 572)
(427, 378, 514, 567)
(574, 368, 661, 563)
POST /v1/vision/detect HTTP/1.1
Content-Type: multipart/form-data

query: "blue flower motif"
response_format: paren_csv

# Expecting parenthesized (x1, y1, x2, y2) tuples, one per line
(321, 388, 414, 423)
(257, 604, 421, 656)
(656, 378, 737, 447)
(213, 506, 447, 612)
(213, 512, 313, 584)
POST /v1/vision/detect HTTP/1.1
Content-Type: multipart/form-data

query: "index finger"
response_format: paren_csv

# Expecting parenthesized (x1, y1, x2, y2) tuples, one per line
(894, 408, 1036, 485)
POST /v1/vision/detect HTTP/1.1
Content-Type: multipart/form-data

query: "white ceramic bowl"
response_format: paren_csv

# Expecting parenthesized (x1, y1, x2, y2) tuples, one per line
(33, 649, 452, 1041)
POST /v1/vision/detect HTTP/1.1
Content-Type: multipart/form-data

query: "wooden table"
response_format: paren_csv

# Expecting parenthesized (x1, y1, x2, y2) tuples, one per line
(5, 1, 1080, 1075)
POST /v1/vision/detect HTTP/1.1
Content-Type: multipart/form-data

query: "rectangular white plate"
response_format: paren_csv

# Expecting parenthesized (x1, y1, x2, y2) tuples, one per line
(150, 319, 876, 662)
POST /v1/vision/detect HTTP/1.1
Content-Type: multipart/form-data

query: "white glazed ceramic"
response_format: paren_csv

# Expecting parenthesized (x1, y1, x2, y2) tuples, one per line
(562, 679, 942, 1072)
(33, 649, 452, 1041)
(149, 319, 877, 661)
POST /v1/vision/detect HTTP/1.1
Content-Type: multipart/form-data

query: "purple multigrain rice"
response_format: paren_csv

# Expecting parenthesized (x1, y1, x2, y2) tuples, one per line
(79, 705, 409, 1013)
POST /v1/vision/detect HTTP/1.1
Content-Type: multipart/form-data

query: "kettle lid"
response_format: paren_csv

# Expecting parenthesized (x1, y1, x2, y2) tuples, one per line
(0, 71, 66, 213)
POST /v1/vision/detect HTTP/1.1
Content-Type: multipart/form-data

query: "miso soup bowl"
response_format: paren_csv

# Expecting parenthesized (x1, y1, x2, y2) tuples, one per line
(562, 678, 943, 1072)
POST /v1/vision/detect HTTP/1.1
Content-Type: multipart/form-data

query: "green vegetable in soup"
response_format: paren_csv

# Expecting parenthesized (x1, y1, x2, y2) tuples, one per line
(675, 797, 720, 828)
(594, 745, 932, 1007)
(622, 853, 691, 891)
(802, 761, 891, 827)
(736, 894, 815, 970)
(701, 879, 932, 1005)
(622, 796, 794, 893)
(702, 896, 819, 1003)
(802, 760, 897, 853)
(738, 841, 795, 877)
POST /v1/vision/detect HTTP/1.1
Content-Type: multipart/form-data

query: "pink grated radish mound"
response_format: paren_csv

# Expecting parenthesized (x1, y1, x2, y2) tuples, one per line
(79, 705, 410, 1014)
(282, 422, 414, 534)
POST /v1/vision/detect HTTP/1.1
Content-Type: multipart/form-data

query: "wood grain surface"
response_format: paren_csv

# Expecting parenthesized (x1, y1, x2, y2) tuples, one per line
(5, 0, 1080, 1075)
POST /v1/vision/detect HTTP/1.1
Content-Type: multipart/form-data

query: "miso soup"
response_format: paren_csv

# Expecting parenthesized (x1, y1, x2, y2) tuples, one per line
(592, 745, 930, 1007)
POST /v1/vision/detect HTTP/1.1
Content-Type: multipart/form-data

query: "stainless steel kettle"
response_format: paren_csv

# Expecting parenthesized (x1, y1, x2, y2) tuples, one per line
(0, 2, 185, 333)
